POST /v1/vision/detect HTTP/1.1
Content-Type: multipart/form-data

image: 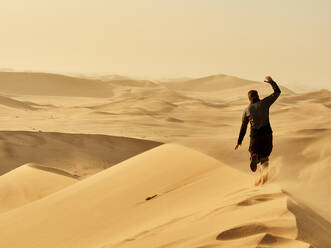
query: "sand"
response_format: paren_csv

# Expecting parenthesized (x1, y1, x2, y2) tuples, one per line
(0, 163, 77, 213)
(0, 131, 162, 177)
(0, 71, 330, 247)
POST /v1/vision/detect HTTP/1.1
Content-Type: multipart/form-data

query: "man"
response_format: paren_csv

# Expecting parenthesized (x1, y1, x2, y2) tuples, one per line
(235, 76, 281, 185)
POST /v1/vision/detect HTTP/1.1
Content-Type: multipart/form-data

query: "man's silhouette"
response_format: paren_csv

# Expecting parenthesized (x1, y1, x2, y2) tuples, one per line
(235, 76, 281, 185)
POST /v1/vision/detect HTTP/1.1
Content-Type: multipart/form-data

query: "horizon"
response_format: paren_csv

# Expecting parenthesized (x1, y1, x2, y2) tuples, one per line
(0, 68, 328, 93)
(1, 1, 330, 91)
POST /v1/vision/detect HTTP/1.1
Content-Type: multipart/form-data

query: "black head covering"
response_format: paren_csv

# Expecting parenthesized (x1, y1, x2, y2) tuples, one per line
(248, 90, 260, 103)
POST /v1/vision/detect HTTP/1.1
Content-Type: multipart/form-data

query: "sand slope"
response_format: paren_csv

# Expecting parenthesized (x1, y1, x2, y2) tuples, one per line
(165, 74, 259, 91)
(0, 72, 115, 97)
(0, 95, 39, 110)
(0, 145, 312, 248)
(0, 72, 160, 98)
(0, 163, 77, 213)
(0, 72, 330, 247)
(0, 131, 162, 177)
(164, 74, 294, 95)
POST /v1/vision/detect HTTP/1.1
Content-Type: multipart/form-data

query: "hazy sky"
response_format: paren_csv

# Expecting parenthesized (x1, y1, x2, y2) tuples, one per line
(1, 0, 330, 90)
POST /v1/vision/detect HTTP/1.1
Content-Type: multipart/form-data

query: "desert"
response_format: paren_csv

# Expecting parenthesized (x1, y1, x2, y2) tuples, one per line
(0, 71, 330, 247)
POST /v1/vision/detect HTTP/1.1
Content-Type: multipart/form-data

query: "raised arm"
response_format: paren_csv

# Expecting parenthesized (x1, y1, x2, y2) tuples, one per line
(262, 76, 281, 107)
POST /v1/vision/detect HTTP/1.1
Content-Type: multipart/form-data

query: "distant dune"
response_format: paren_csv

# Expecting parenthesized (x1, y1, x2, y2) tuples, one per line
(0, 72, 160, 98)
(0, 131, 162, 177)
(164, 74, 293, 94)
(0, 72, 115, 97)
(70, 73, 133, 81)
(108, 79, 158, 88)
(280, 89, 331, 107)
(0, 71, 330, 247)
(0, 95, 37, 110)
(165, 74, 258, 91)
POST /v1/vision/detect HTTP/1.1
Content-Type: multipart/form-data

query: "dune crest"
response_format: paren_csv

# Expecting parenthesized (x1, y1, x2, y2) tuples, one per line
(0, 163, 77, 213)
(0, 72, 114, 97)
(0, 95, 38, 110)
(0, 71, 329, 247)
(164, 74, 293, 94)
(0, 131, 162, 177)
(0, 145, 313, 248)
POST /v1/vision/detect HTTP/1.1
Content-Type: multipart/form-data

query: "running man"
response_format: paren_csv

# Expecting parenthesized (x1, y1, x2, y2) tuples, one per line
(235, 76, 281, 185)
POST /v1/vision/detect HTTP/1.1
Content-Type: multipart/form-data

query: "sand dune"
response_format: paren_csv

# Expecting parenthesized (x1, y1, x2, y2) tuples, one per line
(0, 72, 115, 97)
(110, 79, 158, 88)
(87, 86, 190, 116)
(164, 74, 293, 93)
(0, 163, 77, 213)
(165, 74, 259, 91)
(0, 94, 37, 110)
(0, 72, 159, 98)
(0, 144, 314, 248)
(0, 131, 162, 177)
(70, 73, 133, 82)
(279, 89, 331, 108)
(0, 72, 330, 247)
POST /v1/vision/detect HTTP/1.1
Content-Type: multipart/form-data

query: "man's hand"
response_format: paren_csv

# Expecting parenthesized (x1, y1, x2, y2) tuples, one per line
(264, 76, 273, 83)
(235, 144, 241, 150)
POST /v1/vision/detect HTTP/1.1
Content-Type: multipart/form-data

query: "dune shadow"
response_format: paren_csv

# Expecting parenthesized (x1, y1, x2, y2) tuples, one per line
(287, 198, 331, 248)
(29, 164, 81, 179)
(237, 192, 284, 206)
(216, 223, 267, 240)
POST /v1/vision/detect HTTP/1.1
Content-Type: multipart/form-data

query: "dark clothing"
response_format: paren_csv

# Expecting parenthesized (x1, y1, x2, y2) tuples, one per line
(249, 133, 273, 158)
(237, 80, 281, 157)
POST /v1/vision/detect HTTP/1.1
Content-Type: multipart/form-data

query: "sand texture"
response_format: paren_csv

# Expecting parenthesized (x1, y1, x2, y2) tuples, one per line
(0, 72, 330, 247)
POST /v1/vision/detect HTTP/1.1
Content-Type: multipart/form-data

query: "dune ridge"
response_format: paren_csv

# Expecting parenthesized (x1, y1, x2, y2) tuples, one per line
(0, 163, 77, 213)
(0, 71, 330, 247)
(0, 145, 316, 248)
(0, 72, 115, 97)
(0, 131, 162, 177)
(0, 95, 38, 110)
(164, 74, 294, 94)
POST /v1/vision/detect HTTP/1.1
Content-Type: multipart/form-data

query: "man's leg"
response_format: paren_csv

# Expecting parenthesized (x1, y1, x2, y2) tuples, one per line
(249, 136, 260, 172)
(258, 134, 272, 185)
